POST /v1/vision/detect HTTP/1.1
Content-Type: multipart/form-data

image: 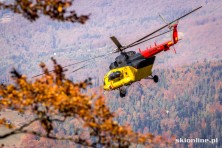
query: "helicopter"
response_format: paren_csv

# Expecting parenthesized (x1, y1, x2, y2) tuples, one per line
(104, 23, 178, 97)
(33, 6, 202, 98)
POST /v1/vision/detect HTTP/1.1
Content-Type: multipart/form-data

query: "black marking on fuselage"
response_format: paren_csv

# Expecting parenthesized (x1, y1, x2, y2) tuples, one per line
(109, 51, 156, 70)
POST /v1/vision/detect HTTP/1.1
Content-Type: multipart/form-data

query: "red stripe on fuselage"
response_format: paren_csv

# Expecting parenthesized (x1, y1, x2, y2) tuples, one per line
(140, 41, 171, 58)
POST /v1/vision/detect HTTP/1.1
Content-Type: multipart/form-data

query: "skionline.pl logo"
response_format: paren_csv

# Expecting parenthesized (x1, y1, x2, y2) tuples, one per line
(176, 138, 218, 144)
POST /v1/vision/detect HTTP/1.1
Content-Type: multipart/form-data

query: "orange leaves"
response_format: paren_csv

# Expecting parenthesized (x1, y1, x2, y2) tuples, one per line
(64, 2, 71, 8)
(138, 136, 146, 143)
(1, 100, 9, 106)
(87, 122, 99, 128)
(0, 59, 163, 147)
(5, 123, 15, 129)
(0, 118, 15, 129)
(0, 118, 6, 125)
(6, 85, 15, 92)
(57, 6, 63, 13)
(94, 97, 114, 120)
(0, 0, 89, 23)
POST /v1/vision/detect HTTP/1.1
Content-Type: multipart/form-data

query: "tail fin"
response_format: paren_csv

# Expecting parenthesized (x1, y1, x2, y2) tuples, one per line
(110, 36, 122, 49)
(159, 14, 179, 44)
(171, 24, 178, 44)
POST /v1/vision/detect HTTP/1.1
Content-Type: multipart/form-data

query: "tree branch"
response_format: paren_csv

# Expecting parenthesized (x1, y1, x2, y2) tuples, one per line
(0, 117, 94, 147)
(0, 118, 39, 139)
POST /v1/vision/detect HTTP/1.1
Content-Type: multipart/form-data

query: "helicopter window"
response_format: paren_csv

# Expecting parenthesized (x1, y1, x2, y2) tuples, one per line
(126, 51, 136, 56)
(115, 54, 127, 65)
(108, 71, 121, 80)
(114, 61, 118, 66)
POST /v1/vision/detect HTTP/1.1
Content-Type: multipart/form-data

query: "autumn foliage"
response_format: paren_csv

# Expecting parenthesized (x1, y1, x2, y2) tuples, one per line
(0, 58, 170, 147)
(0, 0, 89, 23)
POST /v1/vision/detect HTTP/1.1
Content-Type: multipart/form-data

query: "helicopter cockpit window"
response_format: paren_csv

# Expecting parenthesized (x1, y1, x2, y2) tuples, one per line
(126, 51, 136, 57)
(115, 54, 127, 65)
(108, 71, 122, 80)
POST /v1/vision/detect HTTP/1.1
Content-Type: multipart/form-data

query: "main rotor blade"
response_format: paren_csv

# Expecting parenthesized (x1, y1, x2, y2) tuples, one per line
(127, 29, 171, 48)
(32, 52, 114, 78)
(110, 36, 123, 49)
(62, 54, 107, 69)
(72, 65, 88, 73)
(32, 72, 48, 78)
(125, 6, 202, 49)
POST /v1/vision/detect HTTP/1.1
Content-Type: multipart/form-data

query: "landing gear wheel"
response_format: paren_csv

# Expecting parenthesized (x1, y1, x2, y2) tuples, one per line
(153, 75, 159, 83)
(119, 87, 126, 98)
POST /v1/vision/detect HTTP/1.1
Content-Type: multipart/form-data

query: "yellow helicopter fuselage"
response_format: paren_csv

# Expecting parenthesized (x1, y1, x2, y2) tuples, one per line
(103, 64, 153, 91)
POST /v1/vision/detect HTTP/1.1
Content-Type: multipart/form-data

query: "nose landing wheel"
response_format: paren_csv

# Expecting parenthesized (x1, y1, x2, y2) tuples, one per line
(153, 75, 159, 83)
(119, 87, 127, 98)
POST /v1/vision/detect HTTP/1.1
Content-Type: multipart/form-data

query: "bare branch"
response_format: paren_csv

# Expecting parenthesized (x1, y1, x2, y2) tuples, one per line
(0, 118, 39, 139)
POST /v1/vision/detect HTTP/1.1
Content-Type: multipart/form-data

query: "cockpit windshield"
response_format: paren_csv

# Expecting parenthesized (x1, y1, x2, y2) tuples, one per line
(108, 71, 121, 80)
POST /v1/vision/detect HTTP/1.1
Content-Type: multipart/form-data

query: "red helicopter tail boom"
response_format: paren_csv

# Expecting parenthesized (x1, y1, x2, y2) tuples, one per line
(139, 24, 178, 58)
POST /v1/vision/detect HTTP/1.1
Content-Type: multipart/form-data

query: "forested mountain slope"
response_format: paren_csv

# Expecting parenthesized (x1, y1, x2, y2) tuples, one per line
(18, 59, 222, 148)
(105, 59, 222, 148)
(0, 59, 220, 148)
